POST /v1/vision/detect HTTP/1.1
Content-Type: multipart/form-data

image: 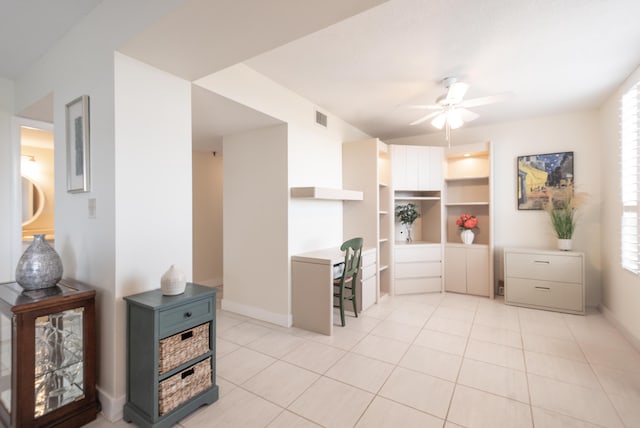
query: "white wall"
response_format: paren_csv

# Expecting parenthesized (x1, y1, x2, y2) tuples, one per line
(222, 124, 290, 324)
(198, 65, 370, 324)
(193, 151, 223, 286)
(0, 77, 16, 282)
(288, 122, 345, 255)
(389, 110, 602, 307)
(114, 52, 192, 400)
(195, 64, 370, 143)
(599, 65, 640, 345)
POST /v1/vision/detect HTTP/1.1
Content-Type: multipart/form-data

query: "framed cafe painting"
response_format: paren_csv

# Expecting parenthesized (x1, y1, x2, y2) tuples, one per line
(517, 151, 574, 210)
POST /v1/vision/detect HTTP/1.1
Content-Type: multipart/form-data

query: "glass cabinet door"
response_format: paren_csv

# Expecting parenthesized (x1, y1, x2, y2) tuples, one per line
(34, 307, 84, 417)
(0, 311, 11, 415)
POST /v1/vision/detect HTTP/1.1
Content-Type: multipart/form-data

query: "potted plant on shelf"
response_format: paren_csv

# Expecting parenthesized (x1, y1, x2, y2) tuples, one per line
(395, 203, 420, 242)
(456, 213, 478, 244)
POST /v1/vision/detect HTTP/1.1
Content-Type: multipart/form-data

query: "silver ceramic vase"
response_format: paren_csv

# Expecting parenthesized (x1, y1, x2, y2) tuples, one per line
(15, 234, 63, 290)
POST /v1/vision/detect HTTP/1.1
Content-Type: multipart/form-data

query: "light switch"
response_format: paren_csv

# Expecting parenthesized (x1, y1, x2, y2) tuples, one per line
(88, 198, 96, 219)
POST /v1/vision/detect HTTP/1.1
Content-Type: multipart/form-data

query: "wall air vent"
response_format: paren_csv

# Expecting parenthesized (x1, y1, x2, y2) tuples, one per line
(315, 110, 328, 128)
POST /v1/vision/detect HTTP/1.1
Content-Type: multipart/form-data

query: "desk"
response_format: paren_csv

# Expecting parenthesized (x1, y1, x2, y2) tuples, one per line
(291, 246, 375, 335)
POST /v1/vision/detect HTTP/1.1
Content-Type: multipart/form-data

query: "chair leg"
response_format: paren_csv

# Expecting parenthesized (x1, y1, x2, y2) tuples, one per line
(352, 294, 358, 318)
(340, 296, 346, 327)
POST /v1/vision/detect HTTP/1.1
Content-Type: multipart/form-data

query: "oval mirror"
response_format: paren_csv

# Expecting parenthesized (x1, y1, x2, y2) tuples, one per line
(22, 176, 45, 226)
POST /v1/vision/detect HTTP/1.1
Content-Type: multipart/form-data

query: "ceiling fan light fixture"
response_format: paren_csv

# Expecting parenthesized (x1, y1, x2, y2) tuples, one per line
(447, 109, 464, 129)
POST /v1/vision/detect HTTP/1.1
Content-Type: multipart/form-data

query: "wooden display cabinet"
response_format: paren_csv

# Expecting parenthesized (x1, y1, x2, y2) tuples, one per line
(0, 278, 99, 427)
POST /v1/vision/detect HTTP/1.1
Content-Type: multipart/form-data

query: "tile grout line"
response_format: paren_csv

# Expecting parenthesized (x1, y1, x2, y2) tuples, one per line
(564, 314, 628, 428)
(442, 298, 479, 427)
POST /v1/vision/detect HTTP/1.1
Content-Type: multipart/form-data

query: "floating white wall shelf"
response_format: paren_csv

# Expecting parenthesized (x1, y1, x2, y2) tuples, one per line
(290, 187, 363, 200)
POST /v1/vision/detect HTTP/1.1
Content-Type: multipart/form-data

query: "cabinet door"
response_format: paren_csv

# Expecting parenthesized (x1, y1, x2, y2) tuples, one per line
(404, 146, 420, 189)
(391, 145, 407, 189)
(427, 147, 443, 190)
(444, 246, 467, 293)
(417, 147, 431, 190)
(466, 247, 489, 296)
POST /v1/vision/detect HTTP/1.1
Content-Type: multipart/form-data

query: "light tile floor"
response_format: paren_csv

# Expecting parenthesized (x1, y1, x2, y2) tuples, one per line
(87, 293, 640, 428)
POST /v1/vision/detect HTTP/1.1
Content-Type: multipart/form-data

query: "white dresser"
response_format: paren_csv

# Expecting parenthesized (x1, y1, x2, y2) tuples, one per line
(504, 248, 585, 315)
(394, 243, 442, 294)
(359, 248, 378, 311)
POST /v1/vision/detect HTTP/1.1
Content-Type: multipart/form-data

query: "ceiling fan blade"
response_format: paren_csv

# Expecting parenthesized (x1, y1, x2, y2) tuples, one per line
(446, 82, 469, 104)
(461, 92, 513, 108)
(458, 108, 479, 122)
(410, 111, 442, 126)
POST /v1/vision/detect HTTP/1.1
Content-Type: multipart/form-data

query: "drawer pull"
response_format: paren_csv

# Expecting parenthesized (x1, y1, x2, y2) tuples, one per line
(535, 286, 551, 291)
(184, 311, 192, 318)
(181, 331, 193, 341)
(181, 368, 195, 379)
(534, 260, 550, 264)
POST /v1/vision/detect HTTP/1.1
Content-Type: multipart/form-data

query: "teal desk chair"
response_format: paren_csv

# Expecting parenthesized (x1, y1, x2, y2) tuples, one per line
(333, 237, 363, 327)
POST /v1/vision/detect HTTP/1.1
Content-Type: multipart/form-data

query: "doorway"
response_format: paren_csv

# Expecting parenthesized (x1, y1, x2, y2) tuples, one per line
(20, 124, 55, 246)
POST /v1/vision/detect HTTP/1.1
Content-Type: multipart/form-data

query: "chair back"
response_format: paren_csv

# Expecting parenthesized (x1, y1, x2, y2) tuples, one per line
(340, 237, 363, 282)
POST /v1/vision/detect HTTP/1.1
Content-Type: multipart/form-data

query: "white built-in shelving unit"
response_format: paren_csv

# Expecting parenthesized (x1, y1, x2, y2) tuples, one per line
(443, 142, 494, 298)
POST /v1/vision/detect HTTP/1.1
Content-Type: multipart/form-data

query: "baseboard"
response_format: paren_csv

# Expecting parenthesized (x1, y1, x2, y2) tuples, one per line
(221, 298, 292, 327)
(599, 304, 640, 352)
(96, 386, 126, 422)
(197, 277, 223, 287)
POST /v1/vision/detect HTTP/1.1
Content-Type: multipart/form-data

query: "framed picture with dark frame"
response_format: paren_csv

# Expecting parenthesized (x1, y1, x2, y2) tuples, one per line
(517, 151, 574, 210)
(66, 95, 90, 193)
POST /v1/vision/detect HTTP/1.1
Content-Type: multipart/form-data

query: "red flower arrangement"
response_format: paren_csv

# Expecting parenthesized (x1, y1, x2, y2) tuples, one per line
(456, 213, 478, 230)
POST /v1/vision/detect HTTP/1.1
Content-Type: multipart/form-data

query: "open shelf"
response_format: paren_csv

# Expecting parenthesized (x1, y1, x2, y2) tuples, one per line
(444, 175, 489, 182)
(396, 196, 441, 201)
(445, 202, 489, 206)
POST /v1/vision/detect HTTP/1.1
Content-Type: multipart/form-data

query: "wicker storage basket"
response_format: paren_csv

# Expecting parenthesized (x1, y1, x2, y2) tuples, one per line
(158, 357, 212, 416)
(159, 323, 210, 374)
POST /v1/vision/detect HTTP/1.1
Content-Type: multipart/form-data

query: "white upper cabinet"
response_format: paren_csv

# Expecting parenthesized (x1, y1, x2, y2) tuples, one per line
(391, 145, 443, 191)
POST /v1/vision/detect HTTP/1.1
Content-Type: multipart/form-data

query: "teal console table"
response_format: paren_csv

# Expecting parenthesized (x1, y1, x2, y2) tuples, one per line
(123, 283, 218, 427)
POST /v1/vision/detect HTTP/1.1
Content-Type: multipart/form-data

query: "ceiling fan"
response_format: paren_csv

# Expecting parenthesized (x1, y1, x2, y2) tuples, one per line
(408, 77, 511, 142)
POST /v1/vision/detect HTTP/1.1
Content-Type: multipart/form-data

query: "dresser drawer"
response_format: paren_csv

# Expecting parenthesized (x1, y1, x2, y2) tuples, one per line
(361, 276, 377, 310)
(159, 298, 214, 337)
(505, 278, 584, 313)
(505, 252, 582, 283)
(361, 264, 377, 281)
(159, 323, 210, 374)
(395, 245, 441, 263)
(395, 277, 441, 294)
(395, 261, 441, 278)
(362, 249, 376, 267)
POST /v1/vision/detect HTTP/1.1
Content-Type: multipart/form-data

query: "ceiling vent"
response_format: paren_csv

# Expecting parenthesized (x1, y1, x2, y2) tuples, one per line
(315, 110, 328, 128)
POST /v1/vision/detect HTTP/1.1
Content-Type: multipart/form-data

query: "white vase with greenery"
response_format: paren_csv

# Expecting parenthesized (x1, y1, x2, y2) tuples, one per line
(395, 203, 420, 242)
(546, 194, 579, 251)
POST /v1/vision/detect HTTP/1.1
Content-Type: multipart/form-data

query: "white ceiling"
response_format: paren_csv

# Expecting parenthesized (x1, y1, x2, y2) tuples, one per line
(4, 0, 640, 143)
(0, 0, 103, 80)
(246, 0, 640, 139)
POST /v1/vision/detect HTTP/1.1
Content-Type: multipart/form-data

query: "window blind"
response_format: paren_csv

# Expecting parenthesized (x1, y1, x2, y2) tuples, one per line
(621, 82, 640, 273)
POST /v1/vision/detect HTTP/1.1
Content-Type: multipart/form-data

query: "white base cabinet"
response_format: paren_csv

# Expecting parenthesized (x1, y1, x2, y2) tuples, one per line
(394, 243, 442, 294)
(359, 248, 377, 311)
(504, 248, 585, 314)
(444, 244, 489, 296)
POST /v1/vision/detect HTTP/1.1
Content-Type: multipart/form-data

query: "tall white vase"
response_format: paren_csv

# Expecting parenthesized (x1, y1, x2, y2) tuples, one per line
(460, 229, 475, 245)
